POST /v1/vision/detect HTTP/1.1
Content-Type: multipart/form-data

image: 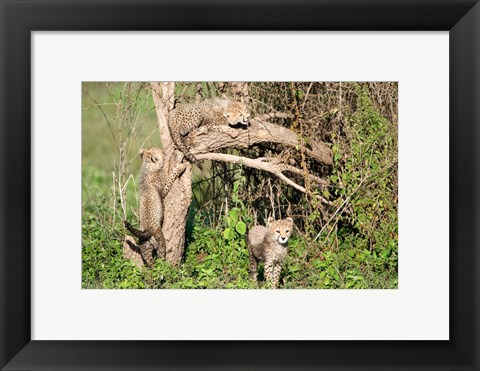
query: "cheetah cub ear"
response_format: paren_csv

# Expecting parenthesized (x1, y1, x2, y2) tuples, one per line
(285, 217, 293, 224)
(223, 112, 230, 119)
(138, 148, 146, 158)
(267, 216, 275, 227)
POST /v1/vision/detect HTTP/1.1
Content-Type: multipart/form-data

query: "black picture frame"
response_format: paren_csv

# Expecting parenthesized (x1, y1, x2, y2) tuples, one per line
(1, 1, 479, 370)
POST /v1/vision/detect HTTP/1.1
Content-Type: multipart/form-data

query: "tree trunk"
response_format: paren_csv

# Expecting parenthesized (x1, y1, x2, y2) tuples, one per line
(151, 82, 192, 265)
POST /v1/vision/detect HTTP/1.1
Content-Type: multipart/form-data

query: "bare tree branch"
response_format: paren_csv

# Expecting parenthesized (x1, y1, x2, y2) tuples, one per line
(195, 152, 332, 206)
(189, 113, 333, 165)
(255, 157, 328, 187)
(279, 163, 328, 187)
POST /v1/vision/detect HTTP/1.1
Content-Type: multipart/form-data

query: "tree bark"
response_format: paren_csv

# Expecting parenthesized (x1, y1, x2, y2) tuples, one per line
(151, 82, 192, 265)
(189, 113, 333, 166)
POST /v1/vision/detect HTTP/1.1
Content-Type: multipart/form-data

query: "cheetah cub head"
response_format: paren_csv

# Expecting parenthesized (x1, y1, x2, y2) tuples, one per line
(139, 147, 164, 170)
(223, 101, 250, 127)
(267, 217, 294, 246)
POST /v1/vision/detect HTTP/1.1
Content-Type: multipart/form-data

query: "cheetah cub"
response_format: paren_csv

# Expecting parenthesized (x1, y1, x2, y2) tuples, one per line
(246, 217, 294, 289)
(168, 98, 250, 163)
(124, 147, 186, 266)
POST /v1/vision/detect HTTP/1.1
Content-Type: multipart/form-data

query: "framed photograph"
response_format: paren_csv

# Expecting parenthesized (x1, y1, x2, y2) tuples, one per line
(1, 1, 479, 370)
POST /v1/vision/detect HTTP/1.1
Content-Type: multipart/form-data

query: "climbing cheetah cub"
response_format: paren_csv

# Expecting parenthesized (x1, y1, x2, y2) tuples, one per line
(246, 217, 294, 289)
(124, 147, 186, 266)
(168, 98, 250, 163)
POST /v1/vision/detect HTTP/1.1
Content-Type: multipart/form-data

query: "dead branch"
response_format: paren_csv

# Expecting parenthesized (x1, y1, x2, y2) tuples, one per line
(189, 112, 333, 165)
(255, 156, 328, 187)
(195, 152, 332, 206)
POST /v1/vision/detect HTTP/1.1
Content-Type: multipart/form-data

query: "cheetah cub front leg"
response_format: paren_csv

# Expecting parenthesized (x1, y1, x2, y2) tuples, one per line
(209, 125, 239, 138)
(263, 259, 284, 289)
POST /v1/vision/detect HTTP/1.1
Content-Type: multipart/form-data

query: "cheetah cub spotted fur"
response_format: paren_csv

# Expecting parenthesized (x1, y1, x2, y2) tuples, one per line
(124, 147, 186, 266)
(246, 217, 294, 289)
(168, 98, 250, 163)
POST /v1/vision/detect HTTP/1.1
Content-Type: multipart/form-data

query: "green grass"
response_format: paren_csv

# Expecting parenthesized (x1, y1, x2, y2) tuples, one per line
(82, 82, 160, 174)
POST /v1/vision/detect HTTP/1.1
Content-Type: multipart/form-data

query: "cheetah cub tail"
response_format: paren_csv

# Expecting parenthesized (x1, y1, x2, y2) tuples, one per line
(123, 219, 151, 244)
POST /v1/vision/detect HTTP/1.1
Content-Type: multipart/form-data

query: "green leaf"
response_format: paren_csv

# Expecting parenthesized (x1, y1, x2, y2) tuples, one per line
(235, 221, 247, 235)
(223, 228, 234, 240)
(289, 266, 300, 273)
(233, 180, 240, 194)
(229, 209, 239, 224)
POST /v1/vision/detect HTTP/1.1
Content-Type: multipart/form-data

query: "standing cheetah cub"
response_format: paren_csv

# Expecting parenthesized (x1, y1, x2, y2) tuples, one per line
(246, 217, 294, 289)
(124, 147, 186, 266)
(168, 98, 250, 163)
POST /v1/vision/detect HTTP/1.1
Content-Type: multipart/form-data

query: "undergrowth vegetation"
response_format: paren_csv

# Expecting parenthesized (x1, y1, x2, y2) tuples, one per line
(82, 82, 398, 289)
